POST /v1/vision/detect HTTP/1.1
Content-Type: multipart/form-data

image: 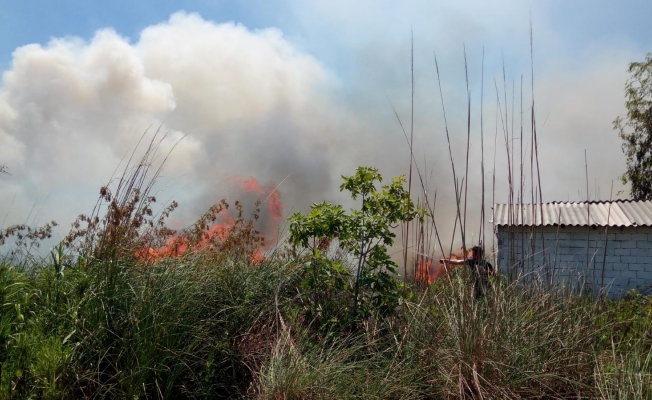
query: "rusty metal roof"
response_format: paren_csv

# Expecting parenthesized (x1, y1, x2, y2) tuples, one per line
(492, 200, 652, 227)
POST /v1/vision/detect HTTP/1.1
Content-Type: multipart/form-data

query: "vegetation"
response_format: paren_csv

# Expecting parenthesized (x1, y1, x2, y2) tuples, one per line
(614, 52, 652, 200)
(2, 47, 652, 398)
(2, 244, 652, 398)
(1, 145, 652, 399)
(289, 166, 426, 329)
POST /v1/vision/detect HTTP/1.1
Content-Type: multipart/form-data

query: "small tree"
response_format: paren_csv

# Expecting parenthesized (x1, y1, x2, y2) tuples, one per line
(289, 166, 426, 324)
(614, 53, 652, 200)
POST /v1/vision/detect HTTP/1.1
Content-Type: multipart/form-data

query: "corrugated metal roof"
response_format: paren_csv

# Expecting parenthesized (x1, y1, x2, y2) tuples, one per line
(492, 200, 652, 227)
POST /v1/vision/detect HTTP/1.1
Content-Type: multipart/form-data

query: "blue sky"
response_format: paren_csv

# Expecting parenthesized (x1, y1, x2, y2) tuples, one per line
(0, 0, 650, 250)
(4, 1, 652, 74)
(0, 1, 279, 67)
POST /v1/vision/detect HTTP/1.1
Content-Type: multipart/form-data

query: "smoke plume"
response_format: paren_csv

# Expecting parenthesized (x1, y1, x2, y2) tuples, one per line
(0, 9, 638, 270)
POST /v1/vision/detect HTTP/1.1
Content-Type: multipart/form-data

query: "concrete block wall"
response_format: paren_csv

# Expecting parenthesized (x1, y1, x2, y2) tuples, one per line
(495, 226, 652, 297)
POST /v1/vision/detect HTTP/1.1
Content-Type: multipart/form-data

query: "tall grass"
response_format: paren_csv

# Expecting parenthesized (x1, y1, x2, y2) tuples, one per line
(0, 135, 300, 399)
(2, 46, 652, 399)
(255, 268, 652, 399)
(3, 247, 652, 399)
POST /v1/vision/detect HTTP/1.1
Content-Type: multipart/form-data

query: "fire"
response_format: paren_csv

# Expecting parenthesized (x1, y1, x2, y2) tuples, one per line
(200, 213, 235, 244)
(136, 176, 283, 264)
(135, 215, 236, 263)
(229, 175, 284, 227)
(415, 254, 459, 284)
(415, 258, 438, 284)
(250, 248, 265, 265)
(135, 236, 189, 260)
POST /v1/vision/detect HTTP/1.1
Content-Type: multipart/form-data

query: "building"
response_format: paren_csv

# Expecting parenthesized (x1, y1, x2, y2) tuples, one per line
(492, 200, 652, 297)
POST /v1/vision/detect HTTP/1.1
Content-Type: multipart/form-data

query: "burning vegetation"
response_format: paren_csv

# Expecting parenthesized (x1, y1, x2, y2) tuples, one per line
(415, 248, 466, 284)
(135, 176, 284, 264)
(4, 132, 652, 399)
(58, 136, 284, 268)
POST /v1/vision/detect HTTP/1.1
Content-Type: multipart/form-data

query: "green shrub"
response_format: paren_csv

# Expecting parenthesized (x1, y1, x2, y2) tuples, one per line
(289, 166, 426, 330)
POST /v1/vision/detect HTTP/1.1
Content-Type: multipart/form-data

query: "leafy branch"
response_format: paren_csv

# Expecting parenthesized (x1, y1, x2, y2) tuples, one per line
(289, 166, 427, 327)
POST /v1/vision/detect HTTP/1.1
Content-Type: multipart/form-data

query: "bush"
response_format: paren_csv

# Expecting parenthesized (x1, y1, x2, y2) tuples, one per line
(289, 166, 427, 330)
(4, 144, 652, 398)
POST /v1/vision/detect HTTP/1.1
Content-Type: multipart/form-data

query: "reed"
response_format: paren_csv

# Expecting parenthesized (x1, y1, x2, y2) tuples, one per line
(1, 37, 650, 399)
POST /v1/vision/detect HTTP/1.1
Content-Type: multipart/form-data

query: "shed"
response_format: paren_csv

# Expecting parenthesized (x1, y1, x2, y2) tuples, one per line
(492, 200, 652, 297)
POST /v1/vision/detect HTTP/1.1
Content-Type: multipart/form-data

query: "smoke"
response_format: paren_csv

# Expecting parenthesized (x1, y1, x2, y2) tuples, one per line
(0, 9, 640, 265)
(0, 12, 368, 245)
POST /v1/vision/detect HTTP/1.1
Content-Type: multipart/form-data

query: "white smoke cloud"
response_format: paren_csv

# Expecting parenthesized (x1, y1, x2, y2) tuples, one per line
(534, 49, 632, 201)
(0, 12, 364, 244)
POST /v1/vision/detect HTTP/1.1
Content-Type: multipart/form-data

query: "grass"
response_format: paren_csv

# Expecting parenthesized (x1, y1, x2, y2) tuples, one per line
(2, 48, 651, 398)
(1, 137, 651, 399)
(3, 250, 652, 399)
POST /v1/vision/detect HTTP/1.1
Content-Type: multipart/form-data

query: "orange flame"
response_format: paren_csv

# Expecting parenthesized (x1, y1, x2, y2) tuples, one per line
(250, 248, 265, 265)
(415, 258, 435, 284)
(136, 176, 283, 265)
(415, 255, 458, 284)
(135, 236, 189, 261)
(229, 175, 284, 227)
